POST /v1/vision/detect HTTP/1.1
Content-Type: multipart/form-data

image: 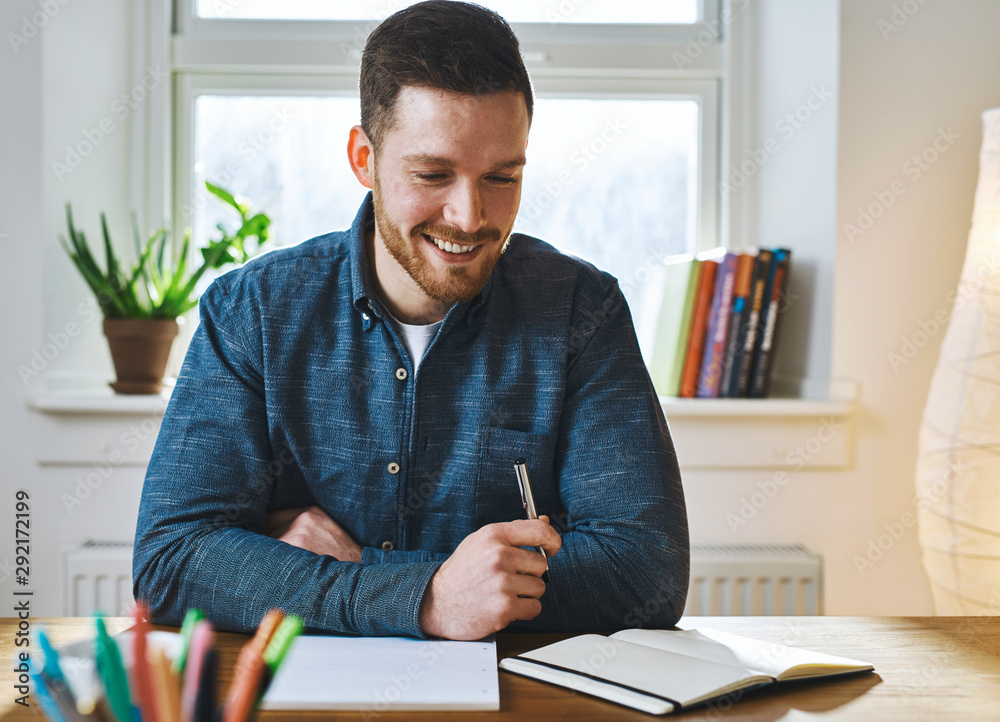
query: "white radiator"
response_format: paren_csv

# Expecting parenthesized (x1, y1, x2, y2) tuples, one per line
(63, 540, 822, 618)
(64, 540, 135, 617)
(685, 543, 823, 616)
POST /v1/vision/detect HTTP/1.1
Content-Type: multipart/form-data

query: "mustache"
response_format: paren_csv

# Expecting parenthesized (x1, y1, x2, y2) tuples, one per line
(413, 222, 502, 246)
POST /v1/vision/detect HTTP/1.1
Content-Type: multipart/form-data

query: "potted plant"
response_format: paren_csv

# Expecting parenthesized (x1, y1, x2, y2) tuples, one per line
(59, 181, 271, 394)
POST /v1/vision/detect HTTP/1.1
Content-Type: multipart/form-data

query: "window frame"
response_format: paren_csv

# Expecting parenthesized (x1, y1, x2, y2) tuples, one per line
(157, 0, 729, 255)
(176, 0, 720, 43)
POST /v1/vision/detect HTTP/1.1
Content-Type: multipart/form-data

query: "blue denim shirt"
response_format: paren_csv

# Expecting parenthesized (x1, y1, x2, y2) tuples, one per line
(134, 195, 688, 637)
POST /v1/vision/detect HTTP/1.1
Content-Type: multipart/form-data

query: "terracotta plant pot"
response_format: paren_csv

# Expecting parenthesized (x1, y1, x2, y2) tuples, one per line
(103, 318, 179, 394)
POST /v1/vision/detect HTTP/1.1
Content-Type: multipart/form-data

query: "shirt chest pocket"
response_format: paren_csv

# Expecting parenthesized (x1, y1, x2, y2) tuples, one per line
(475, 427, 556, 528)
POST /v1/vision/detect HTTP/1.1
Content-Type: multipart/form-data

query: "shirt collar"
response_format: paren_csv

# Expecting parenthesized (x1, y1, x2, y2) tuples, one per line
(348, 192, 495, 327)
(349, 193, 379, 319)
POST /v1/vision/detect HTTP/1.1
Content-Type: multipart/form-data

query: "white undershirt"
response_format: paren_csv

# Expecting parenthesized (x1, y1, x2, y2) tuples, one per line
(388, 314, 443, 369)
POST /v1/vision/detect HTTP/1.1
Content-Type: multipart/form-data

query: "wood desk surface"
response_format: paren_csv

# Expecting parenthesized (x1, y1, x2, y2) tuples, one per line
(2, 616, 998, 721)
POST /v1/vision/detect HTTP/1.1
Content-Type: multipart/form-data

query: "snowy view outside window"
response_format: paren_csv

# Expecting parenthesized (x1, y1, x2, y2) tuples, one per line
(192, 95, 698, 340)
(195, 0, 697, 23)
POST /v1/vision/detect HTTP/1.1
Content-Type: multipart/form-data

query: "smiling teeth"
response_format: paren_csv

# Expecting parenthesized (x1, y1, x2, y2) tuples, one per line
(430, 236, 474, 254)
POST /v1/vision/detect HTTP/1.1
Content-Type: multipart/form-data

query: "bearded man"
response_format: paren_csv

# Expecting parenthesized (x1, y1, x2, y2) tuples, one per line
(134, 0, 689, 640)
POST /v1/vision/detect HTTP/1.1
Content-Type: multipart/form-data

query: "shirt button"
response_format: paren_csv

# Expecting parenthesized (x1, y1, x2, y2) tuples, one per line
(387, 462, 400, 474)
(396, 368, 408, 380)
(362, 312, 370, 321)
(381, 540, 394, 551)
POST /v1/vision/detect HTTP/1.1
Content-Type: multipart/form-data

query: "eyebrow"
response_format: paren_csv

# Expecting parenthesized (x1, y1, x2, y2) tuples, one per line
(401, 154, 527, 171)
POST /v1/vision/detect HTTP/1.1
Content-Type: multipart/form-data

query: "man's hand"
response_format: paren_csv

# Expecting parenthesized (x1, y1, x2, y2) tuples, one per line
(419, 517, 561, 640)
(265, 506, 363, 563)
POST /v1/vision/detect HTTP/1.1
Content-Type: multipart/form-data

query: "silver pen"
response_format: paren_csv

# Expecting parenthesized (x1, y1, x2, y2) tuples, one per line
(513, 458, 551, 583)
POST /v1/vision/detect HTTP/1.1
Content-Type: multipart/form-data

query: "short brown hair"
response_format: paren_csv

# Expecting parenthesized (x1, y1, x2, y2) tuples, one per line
(359, 1, 533, 152)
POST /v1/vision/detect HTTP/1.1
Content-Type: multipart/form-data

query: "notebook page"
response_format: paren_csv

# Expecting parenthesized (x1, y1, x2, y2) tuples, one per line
(612, 628, 871, 679)
(516, 634, 768, 707)
(261, 636, 499, 711)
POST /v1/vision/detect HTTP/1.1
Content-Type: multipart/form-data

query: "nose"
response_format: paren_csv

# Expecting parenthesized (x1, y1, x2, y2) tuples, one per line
(443, 180, 487, 235)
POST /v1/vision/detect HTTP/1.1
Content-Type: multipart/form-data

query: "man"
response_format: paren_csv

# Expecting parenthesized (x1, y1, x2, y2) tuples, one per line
(134, 0, 688, 640)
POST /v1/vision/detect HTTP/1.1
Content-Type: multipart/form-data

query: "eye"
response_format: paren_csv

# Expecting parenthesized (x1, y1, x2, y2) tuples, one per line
(413, 172, 449, 182)
(486, 175, 519, 186)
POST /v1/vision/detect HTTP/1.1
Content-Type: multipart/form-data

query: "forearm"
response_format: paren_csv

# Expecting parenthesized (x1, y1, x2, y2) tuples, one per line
(134, 517, 441, 637)
(361, 547, 451, 564)
(514, 517, 689, 631)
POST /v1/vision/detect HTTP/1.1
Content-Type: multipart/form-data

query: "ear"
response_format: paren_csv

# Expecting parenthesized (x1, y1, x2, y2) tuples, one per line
(347, 125, 375, 189)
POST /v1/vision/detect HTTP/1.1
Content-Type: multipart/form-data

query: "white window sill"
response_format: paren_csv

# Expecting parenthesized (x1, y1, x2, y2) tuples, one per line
(27, 384, 173, 415)
(661, 396, 852, 419)
(661, 381, 858, 470)
(27, 379, 173, 466)
(27, 379, 857, 471)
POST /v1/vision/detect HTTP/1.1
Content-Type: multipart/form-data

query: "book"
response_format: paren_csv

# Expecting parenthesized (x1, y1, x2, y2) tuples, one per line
(696, 252, 739, 398)
(499, 627, 873, 716)
(733, 248, 773, 397)
(749, 248, 792, 398)
(648, 255, 702, 397)
(679, 260, 718, 398)
(719, 251, 757, 397)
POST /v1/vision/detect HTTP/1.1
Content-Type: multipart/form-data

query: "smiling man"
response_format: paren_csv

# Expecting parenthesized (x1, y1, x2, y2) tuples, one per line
(134, 0, 689, 641)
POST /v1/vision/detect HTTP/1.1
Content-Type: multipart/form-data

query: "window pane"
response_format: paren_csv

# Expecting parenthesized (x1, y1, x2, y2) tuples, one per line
(515, 98, 699, 346)
(192, 95, 367, 259)
(191, 94, 698, 357)
(196, 0, 697, 24)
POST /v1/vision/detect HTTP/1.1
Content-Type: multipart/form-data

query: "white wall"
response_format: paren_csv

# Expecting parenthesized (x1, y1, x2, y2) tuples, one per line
(1, 0, 142, 616)
(0, 0, 46, 610)
(42, 0, 135, 384)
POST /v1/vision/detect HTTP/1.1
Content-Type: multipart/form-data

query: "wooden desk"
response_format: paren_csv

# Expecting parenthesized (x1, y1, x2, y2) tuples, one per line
(2, 616, 998, 720)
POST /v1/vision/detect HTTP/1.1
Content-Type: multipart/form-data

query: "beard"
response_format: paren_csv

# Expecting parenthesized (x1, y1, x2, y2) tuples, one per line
(371, 176, 509, 306)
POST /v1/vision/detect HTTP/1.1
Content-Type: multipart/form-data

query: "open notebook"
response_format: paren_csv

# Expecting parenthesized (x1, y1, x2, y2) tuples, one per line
(499, 627, 873, 715)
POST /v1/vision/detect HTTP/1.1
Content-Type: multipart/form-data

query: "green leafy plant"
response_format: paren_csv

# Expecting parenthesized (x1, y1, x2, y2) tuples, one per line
(201, 181, 271, 269)
(59, 182, 272, 319)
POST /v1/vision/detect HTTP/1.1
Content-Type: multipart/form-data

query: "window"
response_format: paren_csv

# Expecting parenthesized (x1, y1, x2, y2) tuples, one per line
(194, 0, 698, 24)
(169, 0, 725, 351)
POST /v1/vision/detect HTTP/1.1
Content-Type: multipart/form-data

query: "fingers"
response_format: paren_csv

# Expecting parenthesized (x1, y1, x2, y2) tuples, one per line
(419, 522, 557, 639)
(508, 567, 547, 600)
(492, 519, 562, 558)
(508, 546, 551, 581)
(504, 596, 543, 623)
(266, 520, 292, 539)
(264, 505, 314, 532)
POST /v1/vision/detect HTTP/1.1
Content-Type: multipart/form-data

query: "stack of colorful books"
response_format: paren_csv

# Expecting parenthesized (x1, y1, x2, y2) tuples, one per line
(649, 247, 792, 398)
(29, 605, 302, 722)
